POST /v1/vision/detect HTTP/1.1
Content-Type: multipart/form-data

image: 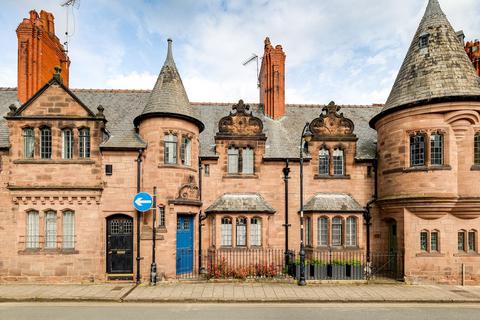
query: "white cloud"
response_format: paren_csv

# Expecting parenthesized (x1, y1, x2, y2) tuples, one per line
(106, 71, 157, 90)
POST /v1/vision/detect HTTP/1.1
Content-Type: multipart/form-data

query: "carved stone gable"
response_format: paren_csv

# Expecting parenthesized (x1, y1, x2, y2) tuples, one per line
(310, 101, 355, 137)
(217, 100, 265, 139)
(177, 175, 199, 201)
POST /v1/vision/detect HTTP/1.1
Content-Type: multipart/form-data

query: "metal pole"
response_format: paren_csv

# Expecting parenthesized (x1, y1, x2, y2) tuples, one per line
(198, 161, 206, 275)
(136, 150, 143, 284)
(283, 160, 291, 267)
(298, 123, 309, 286)
(150, 186, 157, 285)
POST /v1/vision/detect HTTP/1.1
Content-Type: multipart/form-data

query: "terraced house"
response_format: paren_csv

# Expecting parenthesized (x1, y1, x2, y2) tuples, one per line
(0, 0, 479, 284)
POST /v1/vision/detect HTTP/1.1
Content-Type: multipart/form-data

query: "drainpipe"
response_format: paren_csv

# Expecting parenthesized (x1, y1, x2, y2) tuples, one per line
(198, 159, 207, 274)
(136, 149, 144, 284)
(364, 157, 378, 270)
(282, 159, 291, 266)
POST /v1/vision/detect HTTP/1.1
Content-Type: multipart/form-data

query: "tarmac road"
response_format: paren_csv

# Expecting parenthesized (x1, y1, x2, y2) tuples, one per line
(0, 302, 479, 320)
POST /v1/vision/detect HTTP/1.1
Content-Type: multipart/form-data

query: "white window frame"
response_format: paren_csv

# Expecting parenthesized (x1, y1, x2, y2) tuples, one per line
(62, 128, 73, 159)
(45, 211, 57, 249)
(79, 128, 91, 158)
(221, 217, 232, 247)
(317, 217, 329, 246)
(26, 211, 39, 249)
(62, 211, 75, 249)
(23, 128, 35, 159)
(346, 217, 357, 247)
(250, 217, 262, 246)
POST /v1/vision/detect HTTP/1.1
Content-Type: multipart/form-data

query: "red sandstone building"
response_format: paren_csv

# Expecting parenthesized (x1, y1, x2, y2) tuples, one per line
(0, 0, 479, 284)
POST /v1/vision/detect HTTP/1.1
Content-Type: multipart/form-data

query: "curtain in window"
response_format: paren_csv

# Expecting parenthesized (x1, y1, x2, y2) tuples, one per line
(430, 133, 443, 165)
(63, 211, 75, 249)
(62, 129, 73, 159)
(410, 133, 425, 166)
(333, 148, 344, 175)
(236, 217, 247, 246)
(475, 133, 480, 165)
(164, 134, 177, 164)
(79, 128, 91, 158)
(332, 217, 343, 246)
(26, 211, 39, 249)
(221, 218, 232, 246)
(228, 147, 239, 174)
(242, 147, 254, 174)
(420, 231, 428, 251)
(40, 127, 52, 159)
(45, 211, 57, 248)
(250, 218, 262, 246)
(317, 217, 328, 246)
(23, 128, 34, 159)
(180, 137, 191, 166)
(346, 217, 357, 246)
(319, 148, 329, 175)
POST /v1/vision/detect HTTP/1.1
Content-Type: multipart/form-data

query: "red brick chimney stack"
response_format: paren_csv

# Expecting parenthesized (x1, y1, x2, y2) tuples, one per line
(465, 39, 480, 77)
(259, 37, 286, 119)
(16, 10, 70, 104)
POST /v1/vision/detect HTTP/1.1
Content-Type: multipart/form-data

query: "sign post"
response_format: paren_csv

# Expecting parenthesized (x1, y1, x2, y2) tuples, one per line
(133, 192, 153, 212)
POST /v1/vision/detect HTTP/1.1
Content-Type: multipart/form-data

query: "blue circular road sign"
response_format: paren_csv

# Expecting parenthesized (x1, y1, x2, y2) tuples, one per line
(133, 192, 153, 212)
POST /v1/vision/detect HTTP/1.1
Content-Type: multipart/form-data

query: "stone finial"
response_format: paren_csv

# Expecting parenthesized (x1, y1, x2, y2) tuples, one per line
(7, 104, 17, 116)
(53, 65, 62, 83)
(96, 105, 105, 118)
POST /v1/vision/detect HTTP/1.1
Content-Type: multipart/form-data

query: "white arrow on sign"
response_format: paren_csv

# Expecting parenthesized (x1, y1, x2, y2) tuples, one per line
(134, 197, 152, 207)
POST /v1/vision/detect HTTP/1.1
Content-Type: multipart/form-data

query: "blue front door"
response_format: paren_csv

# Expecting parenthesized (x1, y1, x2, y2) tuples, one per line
(176, 215, 194, 274)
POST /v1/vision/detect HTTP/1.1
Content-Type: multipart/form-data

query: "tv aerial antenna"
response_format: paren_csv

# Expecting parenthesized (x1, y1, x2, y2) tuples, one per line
(242, 53, 259, 87)
(61, 0, 80, 53)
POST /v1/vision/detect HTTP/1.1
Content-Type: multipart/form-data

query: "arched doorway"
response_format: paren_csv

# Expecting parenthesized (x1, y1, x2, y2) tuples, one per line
(106, 214, 133, 274)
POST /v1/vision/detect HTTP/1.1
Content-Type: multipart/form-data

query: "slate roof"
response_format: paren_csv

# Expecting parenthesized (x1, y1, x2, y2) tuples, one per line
(381, 0, 480, 114)
(0, 87, 381, 158)
(304, 193, 364, 213)
(205, 193, 276, 213)
(133, 39, 203, 131)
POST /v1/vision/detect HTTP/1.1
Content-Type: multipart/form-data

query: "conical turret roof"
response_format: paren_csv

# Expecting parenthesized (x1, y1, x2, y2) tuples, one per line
(371, 0, 480, 126)
(134, 39, 204, 131)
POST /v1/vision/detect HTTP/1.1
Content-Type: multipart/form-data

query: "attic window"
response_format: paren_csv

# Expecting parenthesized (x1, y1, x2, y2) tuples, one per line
(419, 33, 430, 49)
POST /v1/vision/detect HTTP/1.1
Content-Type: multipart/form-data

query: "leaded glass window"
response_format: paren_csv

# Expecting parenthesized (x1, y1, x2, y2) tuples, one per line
(40, 127, 52, 159)
(221, 217, 232, 246)
(420, 231, 428, 252)
(419, 33, 430, 49)
(180, 137, 191, 166)
(63, 211, 75, 249)
(319, 148, 329, 175)
(474, 133, 480, 165)
(26, 211, 39, 249)
(45, 211, 57, 249)
(458, 231, 466, 251)
(227, 147, 239, 174)
(346, 217, 357, 246)
(317, 217, 328, 246)
(79, 128, 90, 158)
(430, 133, 443, 165)
(242, 147, 254, 174)
(62, 129, 73, 159)
(430, 231, 438, 252)
(236, 217, 247, 246)
(468, 231, 476, 252)
(332, 217, 343, 246)
(158, 206, 165, 227)
(164, 134, 177, 164)
(250, 217, 262, 246)
(23, 128, 34, 159)
(333, 148, 344, 176)
(410, 133, 425, 167)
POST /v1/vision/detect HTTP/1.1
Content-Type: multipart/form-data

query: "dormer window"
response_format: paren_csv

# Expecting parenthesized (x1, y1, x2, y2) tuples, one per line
(333, 148, 344, 176)
(318, 147, 330, 175)
(79, 128, 90, 158)
(62, 128, 73, 159)
(40, 126, 52, 159)
(227, 146, 254, 175)
(419, 33, 430, 49)
(23, 128, 34, 159)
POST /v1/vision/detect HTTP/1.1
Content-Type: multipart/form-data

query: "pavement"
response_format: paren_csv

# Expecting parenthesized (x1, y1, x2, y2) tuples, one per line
(1, 282, 480, 303)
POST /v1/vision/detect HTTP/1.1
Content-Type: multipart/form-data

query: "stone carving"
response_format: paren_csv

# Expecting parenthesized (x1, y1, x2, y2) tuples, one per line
(310, 101, 354, 136)
(218, 100, 264, 137)
(177, 175, 199, 200)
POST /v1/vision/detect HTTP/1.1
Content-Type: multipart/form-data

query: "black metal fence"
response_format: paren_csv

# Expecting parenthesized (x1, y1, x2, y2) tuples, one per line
(176, 248, 404, 281)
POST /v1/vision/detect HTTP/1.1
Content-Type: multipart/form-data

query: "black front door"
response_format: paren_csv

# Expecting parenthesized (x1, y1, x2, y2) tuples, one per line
(106, 215, 133, 274)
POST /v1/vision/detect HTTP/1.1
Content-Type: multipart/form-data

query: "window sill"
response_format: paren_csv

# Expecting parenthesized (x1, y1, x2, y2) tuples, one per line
(453, 252, 480, 257)
(223, 174, 258, 179)
(404, 165, 451, 172)
(415, 252, 445, 257)
(18, 248, 79, 255)
(13, 159, 95, 165)
(158, 164, 196, 172)
(313, 246, 360, 251)
(314, 174, 351, 180)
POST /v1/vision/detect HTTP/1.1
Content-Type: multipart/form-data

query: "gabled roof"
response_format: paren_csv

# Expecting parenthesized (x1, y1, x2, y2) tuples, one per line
(371, 0, 480, 127)
(205, 193, 276, 213)
(304, 193, 364, 213)
(133, 39, 204, 131)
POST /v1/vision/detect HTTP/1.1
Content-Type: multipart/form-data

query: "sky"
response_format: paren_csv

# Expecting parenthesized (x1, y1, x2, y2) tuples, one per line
(0, 0, 479, 105)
